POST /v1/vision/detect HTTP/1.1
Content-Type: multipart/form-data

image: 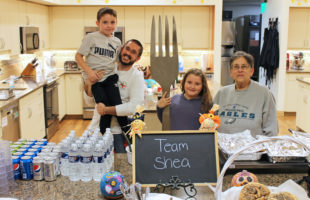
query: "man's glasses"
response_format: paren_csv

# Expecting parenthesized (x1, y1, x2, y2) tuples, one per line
(231, 65, 250, 70)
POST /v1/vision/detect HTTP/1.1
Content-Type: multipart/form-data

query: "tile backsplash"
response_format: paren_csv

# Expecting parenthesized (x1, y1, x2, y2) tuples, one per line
(0, 48, 215, 74)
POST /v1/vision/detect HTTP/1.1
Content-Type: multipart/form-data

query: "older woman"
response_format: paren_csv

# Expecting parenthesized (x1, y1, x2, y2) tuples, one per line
(213, 51, 278, 137)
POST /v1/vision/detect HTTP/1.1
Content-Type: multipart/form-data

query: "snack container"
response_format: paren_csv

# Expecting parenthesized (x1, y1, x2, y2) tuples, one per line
(210, 136, 310, 200)
(218, 130, 266, 161)
(267, 155, 306, 163)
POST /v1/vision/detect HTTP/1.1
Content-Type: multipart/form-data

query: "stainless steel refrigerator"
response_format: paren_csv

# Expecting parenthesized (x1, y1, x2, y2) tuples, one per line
(221, 21, 235, 86)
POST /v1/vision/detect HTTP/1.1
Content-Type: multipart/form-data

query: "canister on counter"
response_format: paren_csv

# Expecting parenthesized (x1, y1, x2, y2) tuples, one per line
(38, 139, 48, 145)
(44, 157, 56, 181)
(18, 138, 27, 143)
(10, 145, 20, 150)
(32, 145, 42, 152)
(33, 157, 44, 181)
(14, 141, 24, 146)
(49, 152, 60, 176)
(13, 152, 24, 159)
(16, 148, 27, 155)
(36, 142, 45, 146)
(24, 152, 36, 159)
(20, 145, 31, 150)
(12, 156, 21, 180)
(28, 148, 39, 156)
(25, 141, 35, 146)
(20, 156, 33, 180)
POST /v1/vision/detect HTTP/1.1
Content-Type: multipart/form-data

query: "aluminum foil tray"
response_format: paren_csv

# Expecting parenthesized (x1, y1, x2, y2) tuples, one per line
(218, 130, 265, 161)
(268, 155, 306, 163)
(259, 135, 309, 163)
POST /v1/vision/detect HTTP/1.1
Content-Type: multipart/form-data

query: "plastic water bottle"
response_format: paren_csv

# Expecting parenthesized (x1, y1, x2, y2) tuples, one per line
(102, 140, 109, 174)
(68, 143, 80, 181)
(69, 130, 76, 137)
(110, 132, 114, 170)
(104, 129, 111, 170)
(60, 141, 69, 176)
(92, 144, 104, 181)
(80, 144, 92, 182)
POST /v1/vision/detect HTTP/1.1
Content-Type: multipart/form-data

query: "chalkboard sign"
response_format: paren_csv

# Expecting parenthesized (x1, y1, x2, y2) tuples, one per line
(132, 130, 220, 186)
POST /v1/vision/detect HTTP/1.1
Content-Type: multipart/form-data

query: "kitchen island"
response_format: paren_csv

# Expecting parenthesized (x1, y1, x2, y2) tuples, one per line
(3, 154, 308, 200)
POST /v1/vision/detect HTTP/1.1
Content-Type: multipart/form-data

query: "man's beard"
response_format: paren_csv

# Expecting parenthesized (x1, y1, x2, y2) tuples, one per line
(119, 53, 135, 66)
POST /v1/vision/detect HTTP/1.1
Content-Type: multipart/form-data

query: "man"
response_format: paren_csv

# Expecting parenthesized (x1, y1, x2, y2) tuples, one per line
(96, 39, 145, 152)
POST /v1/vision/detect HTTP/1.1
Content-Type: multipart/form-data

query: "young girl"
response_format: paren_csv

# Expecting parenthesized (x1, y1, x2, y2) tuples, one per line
(156, 68, 213, 130)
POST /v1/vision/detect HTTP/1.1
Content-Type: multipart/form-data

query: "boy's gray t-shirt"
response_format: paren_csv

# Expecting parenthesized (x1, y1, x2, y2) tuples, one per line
(78, 31, 121, 82)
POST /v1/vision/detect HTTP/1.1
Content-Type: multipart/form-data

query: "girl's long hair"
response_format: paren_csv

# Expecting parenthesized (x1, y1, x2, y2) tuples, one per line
(181, 68, 212, 113)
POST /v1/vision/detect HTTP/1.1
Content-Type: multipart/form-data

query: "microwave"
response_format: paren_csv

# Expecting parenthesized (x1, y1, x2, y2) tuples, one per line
(84, 26, 125, 44)
(20, 27, 40, 54)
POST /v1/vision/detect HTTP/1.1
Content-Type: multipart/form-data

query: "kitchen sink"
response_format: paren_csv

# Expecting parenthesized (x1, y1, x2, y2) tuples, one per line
(0, 88, 26, 100)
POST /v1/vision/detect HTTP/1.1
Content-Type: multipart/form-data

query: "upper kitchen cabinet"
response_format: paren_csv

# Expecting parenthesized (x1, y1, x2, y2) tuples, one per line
(84, 7, 125, 27)
(181, 6, 214, 49)
(143, 7, 181, 45)
(0, 0, 20, 55)
(0, 0, 49, 54)
(288, 8, 310, 49)
(125, 7, 145, 44)
(144, 7, 164, 44)
(50, 7, 84, 49)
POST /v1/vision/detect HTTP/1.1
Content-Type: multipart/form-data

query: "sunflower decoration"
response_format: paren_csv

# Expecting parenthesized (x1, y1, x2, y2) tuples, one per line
(126, 105, 146, 138)
(199, 104, 221, 131)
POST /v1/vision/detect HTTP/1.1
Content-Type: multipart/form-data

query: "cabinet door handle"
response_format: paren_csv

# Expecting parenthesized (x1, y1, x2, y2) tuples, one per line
(28, 108, 32, 118)
(303, 95, 308, 104)
(305, 40, 309, 48)
(0, 38, 5, 49)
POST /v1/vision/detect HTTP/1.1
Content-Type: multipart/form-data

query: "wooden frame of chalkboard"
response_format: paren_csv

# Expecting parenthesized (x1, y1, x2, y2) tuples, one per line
(132, 130, 220, 187)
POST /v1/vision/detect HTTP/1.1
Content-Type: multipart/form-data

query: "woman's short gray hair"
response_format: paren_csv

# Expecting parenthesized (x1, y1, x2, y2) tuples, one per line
(229, 51, 254, 68)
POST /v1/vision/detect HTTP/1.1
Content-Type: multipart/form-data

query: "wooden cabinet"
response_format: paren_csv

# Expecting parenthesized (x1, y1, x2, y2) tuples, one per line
(57, 75, 66, 121)
(296, 81, 310, 132)
(49, 6, 214, 49)
(143, 7, 182, 45)
(19, 87, 45, 139)
(125, 7, 145, 44)
(65, 74, 83, 115)
(0, 0, 20, 54)
(50, 7, 84, 49)
(181, 6, 214, 49)
(284, 73, 310, 112)
(288, 8, 310, 49)
(0, 0, 49, 54)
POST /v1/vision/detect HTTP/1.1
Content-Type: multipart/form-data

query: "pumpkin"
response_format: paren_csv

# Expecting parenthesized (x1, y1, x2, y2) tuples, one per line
(231, 170, 258, 187)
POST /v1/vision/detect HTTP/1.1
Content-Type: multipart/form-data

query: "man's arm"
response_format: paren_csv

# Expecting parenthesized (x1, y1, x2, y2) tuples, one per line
(97, 103, 116, 115)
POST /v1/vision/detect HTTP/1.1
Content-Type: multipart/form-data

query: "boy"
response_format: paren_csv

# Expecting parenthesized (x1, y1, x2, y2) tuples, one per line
(76, 7, 129, 134)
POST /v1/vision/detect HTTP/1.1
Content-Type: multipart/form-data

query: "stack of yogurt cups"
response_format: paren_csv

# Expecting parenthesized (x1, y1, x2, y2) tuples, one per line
(0, 140, 14, 195)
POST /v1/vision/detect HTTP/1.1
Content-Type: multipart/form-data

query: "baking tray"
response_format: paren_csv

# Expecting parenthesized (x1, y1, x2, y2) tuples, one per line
(267, 154, 307, 163)
(220, 148, 265, 161)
